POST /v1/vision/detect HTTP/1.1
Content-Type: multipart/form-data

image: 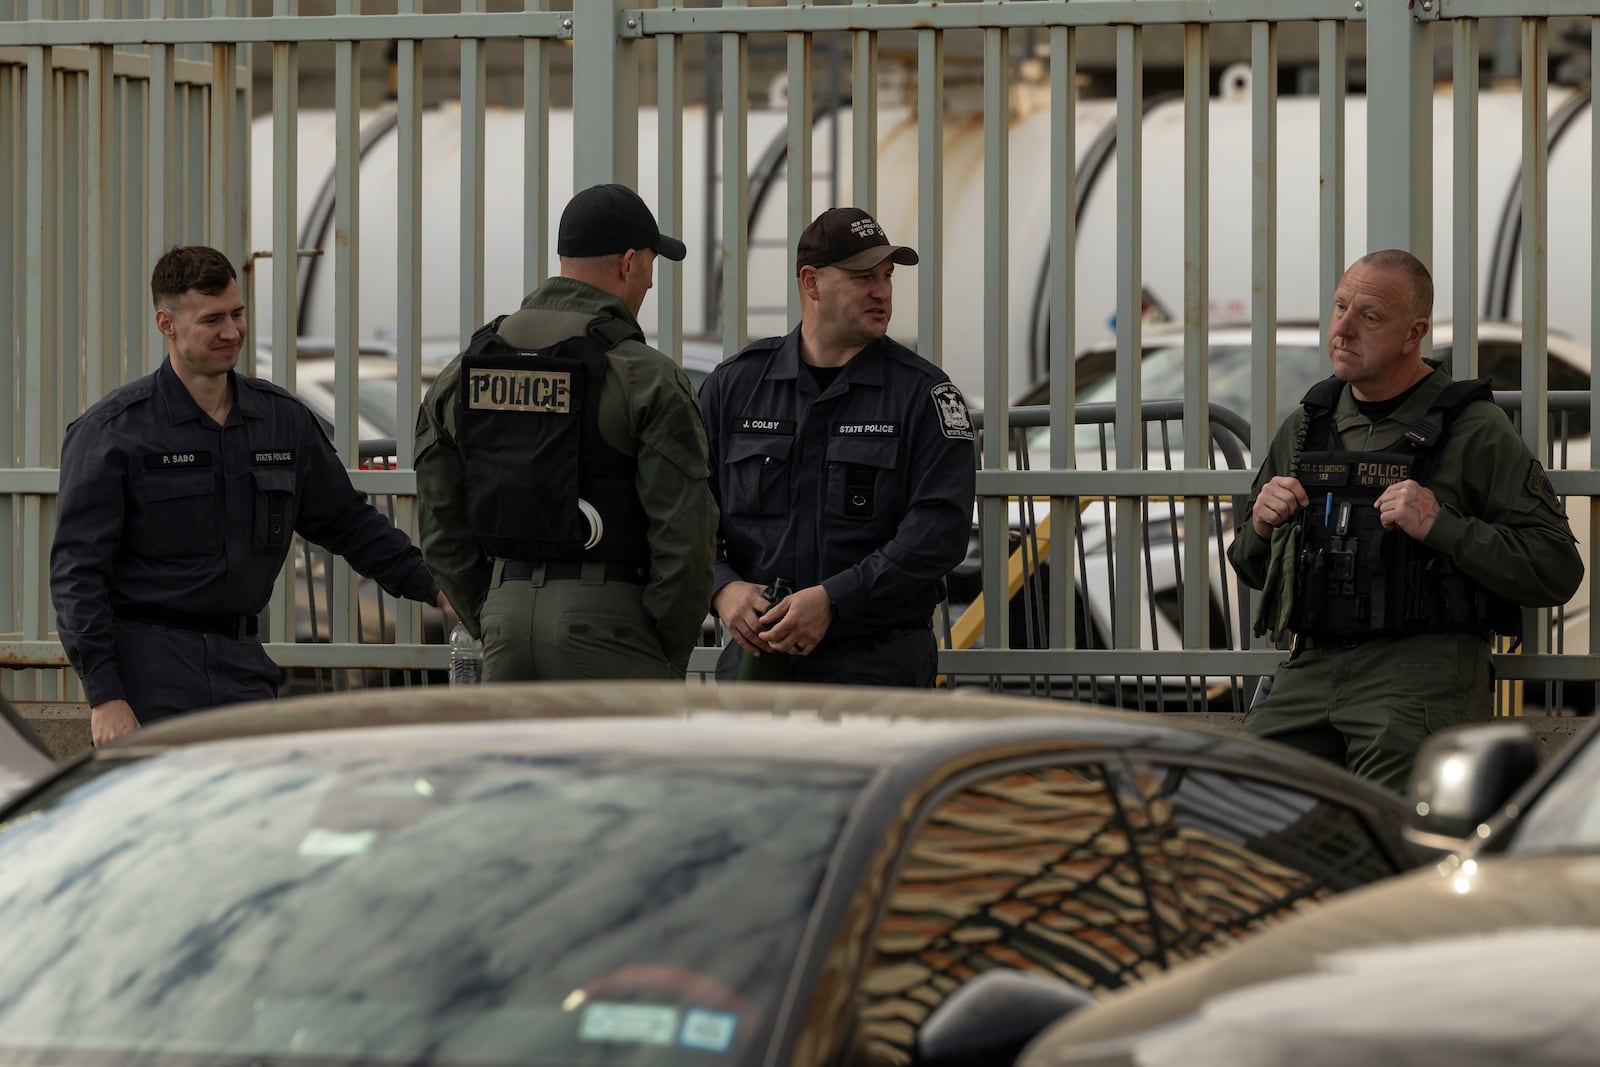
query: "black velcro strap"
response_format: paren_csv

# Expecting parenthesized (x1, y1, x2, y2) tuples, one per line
(501, 560, 649, 585)
(118, 604, 260, 639)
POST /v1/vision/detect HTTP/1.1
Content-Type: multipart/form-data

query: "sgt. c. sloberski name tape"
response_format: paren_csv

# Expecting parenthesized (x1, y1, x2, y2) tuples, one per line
(467, 368, 573, 413)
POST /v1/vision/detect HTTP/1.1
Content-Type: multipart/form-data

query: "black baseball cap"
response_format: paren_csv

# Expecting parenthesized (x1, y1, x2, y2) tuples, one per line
(795, 207, 918, 275)
(557, 183, 687, 262)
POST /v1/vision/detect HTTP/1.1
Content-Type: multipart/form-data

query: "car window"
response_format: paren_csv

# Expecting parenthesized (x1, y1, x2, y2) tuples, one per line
(1499, 730, 1600, 854)
(1027, 343, 1327, 462)
(1435, 340, 1592, 441)
(857, 761, 1159, 1066)
(1120, 761, 1402, 960)
(0, 742, 868, 1067)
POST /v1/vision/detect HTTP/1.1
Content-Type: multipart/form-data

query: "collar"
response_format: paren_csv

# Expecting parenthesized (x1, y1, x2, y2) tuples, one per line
(1333, 367, 1450, 431)
(770, 326, 889, 389)
(520, 276, 642, 332)
(154, 359, 263, 426)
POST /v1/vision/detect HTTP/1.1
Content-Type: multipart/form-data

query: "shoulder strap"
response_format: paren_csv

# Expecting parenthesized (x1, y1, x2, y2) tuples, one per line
(585, 316, 645, 350)
(1407, 375, 1493, 481)
(1292, 375, 1347, 475)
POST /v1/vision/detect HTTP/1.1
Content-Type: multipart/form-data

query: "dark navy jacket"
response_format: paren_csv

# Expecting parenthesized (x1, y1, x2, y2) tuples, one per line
(50, 359, 436, 706)
(699, 327, 976, 639)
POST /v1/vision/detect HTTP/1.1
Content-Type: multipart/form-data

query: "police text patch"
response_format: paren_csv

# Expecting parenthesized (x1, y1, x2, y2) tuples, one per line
(930, 383, 973, 440)
(467, 369, 573, 413)
(734, 417, 796, 434)
(143, 451, 212, 470)
(836, 422, 899, 437)
(252, 450, 297, 467)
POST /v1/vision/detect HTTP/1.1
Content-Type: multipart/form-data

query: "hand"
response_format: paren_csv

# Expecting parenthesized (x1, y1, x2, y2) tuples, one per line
(90, 699, 140, 747)
(1251, 475, 1310, 538)
(713, 581, 779, 657)
(1376, 479, 1440, 540)
(756, 585, 834, 656)
(436, 591, 459, 623)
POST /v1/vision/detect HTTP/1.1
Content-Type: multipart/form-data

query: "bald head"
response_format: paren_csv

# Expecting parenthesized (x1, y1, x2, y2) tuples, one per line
(1353, 249, 1433, 321)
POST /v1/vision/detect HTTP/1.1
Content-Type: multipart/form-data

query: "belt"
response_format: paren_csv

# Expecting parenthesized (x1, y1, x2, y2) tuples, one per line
(1295, 634, 1369, 652)
(501, 560, 649, 585)
(117, 604, 260, 639)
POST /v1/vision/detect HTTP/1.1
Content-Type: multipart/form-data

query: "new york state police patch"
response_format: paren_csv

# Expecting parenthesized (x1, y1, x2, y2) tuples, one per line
(1529, 458, 1564, 513)
(930, 382, 974, 441)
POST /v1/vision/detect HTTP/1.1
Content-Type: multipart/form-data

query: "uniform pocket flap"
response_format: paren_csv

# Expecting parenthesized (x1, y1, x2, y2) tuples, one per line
(251, 468, 297, 495)
(825, 436, 898, 469)
(727, 434, 793, 464)
(142, 471, 213, 502)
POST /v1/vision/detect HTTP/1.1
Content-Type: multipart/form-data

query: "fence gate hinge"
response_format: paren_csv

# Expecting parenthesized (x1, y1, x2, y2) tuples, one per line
(1413, 0, 1443, 21)
(556, 11, 575, 39)
(620, 9, 647, 38)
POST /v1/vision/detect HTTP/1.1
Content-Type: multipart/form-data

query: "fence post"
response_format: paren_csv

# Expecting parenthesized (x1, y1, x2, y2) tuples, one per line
(573, 0, 644, 189)
(1364, 0, 1433, 263)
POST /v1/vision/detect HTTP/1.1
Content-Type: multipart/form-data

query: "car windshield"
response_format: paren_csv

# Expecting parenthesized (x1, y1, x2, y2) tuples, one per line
(1499, 729, 1600, 854)
(0, 735, 868, 1067)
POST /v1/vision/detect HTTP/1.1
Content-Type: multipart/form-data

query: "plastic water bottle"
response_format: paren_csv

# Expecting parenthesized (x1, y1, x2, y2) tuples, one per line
(449, 622, 483, 686)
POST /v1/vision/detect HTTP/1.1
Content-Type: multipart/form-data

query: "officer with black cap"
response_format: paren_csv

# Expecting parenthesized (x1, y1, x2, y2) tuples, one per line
(699, 207, 977, 687)
(50, 245, 451, 747)
(415, 183, 716, 681)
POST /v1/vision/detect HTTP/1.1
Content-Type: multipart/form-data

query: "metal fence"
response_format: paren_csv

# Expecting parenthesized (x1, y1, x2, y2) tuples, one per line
(3, 0, 1599, 710)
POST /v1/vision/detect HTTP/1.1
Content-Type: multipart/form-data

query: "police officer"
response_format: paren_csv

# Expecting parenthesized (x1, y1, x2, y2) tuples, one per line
(50, 245, 451, 747)
(700, 207, 977, 687)
(414, 183, 715, 680)
(1230, 249, 1583, 790)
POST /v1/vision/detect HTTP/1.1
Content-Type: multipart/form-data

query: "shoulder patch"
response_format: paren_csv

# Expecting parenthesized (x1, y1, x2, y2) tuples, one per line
(930, 382, 974, 441)
(1529, 459, 1564, 513)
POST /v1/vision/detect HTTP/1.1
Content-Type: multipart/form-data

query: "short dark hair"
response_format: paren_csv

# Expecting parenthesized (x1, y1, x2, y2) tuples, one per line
(150, 245, 237, 308)
(1356, 248, 1433, 319)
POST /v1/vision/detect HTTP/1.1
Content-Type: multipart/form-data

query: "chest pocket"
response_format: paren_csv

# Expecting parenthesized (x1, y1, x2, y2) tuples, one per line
(251, 469, 298, 554)
(131, 471, 216, 557)
(825, 437, 900, 520)
(723, 434, 792, 519)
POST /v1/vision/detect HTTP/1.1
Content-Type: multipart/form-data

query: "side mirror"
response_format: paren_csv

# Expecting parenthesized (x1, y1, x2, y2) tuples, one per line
(915, 970, 1095, 1067)
(1406, 721, 1539, 844)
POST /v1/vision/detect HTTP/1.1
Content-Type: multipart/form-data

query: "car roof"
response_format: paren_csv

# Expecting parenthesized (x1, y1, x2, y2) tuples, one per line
(92, 683, 1391, 801)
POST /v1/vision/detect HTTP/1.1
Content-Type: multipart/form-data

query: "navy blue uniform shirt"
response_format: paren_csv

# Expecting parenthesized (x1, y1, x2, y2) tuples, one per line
(50, 359, 437, 706)
(699, 327, 976, 639)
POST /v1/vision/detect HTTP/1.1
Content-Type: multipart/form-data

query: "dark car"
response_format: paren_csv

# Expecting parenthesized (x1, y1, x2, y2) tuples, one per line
(0, 696, 55, 803)
(1013, 717, 1600, 1067)
(0, 684, 1420, 1067)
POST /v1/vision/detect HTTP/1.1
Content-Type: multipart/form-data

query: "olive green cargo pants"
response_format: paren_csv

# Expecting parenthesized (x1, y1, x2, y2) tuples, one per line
(1244, 631, 1494, 792)
(478, 560, 680, 681)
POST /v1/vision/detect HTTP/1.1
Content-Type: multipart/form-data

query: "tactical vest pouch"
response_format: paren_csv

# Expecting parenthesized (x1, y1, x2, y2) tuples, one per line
(457, 330, 603, 561)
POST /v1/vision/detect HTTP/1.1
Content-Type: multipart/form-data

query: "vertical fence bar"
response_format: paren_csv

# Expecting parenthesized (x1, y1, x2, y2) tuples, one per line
(146, 0, 173, 372)
(1521, 17, 1550, 658)
(1318, 20, 1345, 359)
(208, 0, 237, 259)
(1048, 23, 1076, 653)
(1111, 24, 1143, 653)
(572, 0, 639, 188)
(851, 0, 876, 212)
(329, 0, 362, 649)
(720, 3, 748, 352)
(266, 0, 300, 648)
(1249, 22, 1277, 443)
(980, 18, 1011, 654)
(523, 0, 549, 291)
(20, 4, 49, 665)
(657, 30, 685, 356)
(1453, 19, 1480, 379)
(916, 26, 941, 370)
(786, 0, 812, 328)
(459, 0, 486, 345)
(1181, 23, 1210, 653)
(1592, 17, 1600, 659)
(85, 0, 113, 408)
(1365, 0, 1431, 258)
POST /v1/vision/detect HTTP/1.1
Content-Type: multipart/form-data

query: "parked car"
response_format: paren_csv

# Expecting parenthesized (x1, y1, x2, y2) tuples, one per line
(0, 695, 55, 804)
(0, 683, 1423, 1067)
(1011, 715, 1600, 1066)
(953, 319, 1594, 711)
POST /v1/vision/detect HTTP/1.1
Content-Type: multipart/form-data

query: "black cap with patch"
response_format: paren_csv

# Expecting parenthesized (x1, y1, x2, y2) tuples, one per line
(795, 207, 919, 275)
(557, 183, 687, 262)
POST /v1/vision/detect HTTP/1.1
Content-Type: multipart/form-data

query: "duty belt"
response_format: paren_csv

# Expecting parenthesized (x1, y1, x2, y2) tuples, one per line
(117, 604, 260, 639)
(500, 560, 649, 585)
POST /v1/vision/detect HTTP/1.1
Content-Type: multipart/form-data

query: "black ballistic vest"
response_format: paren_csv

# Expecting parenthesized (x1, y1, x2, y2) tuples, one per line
(456, 315, 649, 565)
(1287, 376, 1522, 641)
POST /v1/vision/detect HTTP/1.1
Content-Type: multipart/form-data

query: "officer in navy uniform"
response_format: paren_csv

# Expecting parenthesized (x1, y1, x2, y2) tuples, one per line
(699, 207, 977, 687)
(51, 245, 451, 747)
